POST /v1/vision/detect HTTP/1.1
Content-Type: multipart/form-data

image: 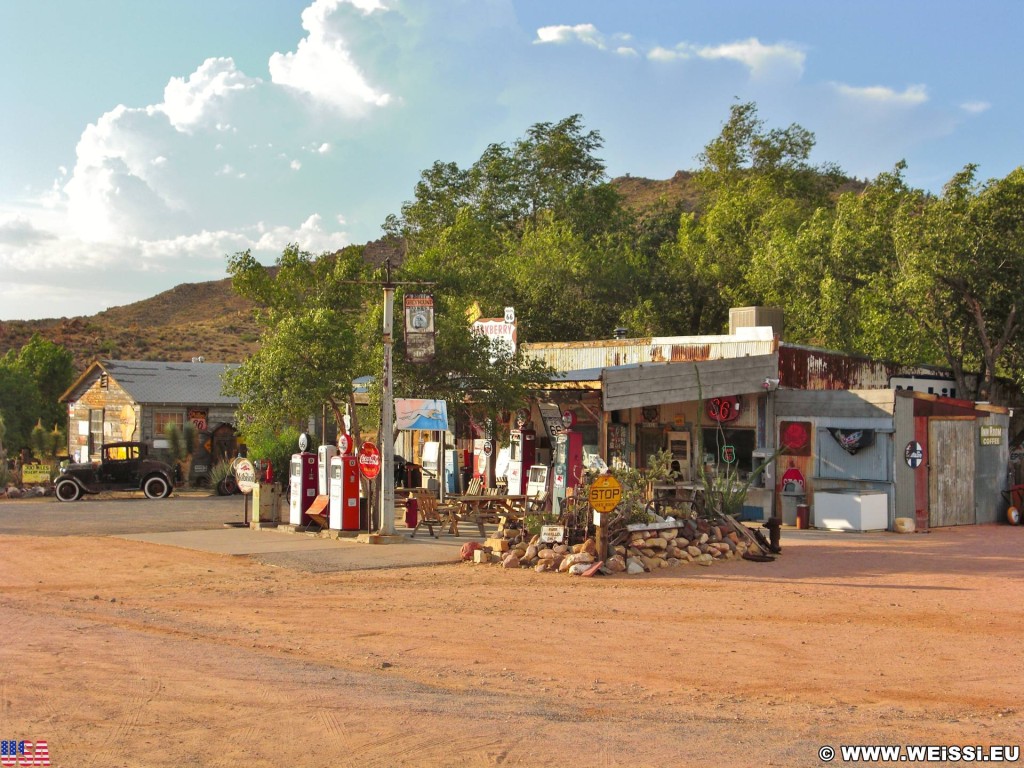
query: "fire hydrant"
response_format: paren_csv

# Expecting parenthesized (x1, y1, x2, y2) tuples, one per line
(764, 516, 782, 554)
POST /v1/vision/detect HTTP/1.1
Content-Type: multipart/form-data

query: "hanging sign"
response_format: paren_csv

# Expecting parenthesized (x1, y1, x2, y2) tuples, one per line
(721, 445, 736, 464)
(706, 395, 741, 423)
(404, 293, 436, 364)
(905, 441, 923, 469)
(358, 442, 382, 479)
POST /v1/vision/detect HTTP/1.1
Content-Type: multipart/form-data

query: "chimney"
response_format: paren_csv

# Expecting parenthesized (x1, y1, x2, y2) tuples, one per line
(613, 327, 629, 340)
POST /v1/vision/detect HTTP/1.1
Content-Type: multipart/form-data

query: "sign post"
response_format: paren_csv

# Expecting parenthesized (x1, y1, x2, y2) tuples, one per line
(588, 475, 622, 561)
(232, 458, 257, 524)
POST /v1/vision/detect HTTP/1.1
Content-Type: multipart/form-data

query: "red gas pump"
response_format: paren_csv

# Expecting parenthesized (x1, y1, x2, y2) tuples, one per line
(328, 455, 360, 530)
(289, 451, 318, 525)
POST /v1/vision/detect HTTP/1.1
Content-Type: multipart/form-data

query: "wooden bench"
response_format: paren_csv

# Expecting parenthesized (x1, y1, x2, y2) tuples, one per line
(410, 493, 458, 538)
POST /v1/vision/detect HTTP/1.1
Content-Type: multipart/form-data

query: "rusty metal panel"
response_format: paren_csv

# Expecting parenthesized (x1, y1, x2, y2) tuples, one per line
(928, 419, 975, 526)
(524, 336, 777, 373)
(522, 340, 653, 372)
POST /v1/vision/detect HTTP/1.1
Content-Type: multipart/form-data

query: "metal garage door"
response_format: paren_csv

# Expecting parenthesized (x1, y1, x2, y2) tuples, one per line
(928, 418, 975, 527)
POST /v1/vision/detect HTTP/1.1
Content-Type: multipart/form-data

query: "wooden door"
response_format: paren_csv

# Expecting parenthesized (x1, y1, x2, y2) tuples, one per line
(928, 418, 975, 527)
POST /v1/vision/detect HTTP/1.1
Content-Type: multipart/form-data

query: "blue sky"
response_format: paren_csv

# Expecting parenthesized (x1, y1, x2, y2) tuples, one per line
(1, 0, 1021, 321)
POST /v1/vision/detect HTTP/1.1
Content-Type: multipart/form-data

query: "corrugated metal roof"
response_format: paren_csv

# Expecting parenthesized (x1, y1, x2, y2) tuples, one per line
(523, 328, 777, 372)
(101, 360, 239, 405)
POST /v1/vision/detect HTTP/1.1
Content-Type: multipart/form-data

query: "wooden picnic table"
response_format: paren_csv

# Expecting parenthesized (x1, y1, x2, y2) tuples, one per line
(447, 493, 528, 536)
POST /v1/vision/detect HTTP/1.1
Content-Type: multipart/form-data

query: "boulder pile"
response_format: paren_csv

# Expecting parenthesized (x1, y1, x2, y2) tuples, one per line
(473, 516, 768, 575)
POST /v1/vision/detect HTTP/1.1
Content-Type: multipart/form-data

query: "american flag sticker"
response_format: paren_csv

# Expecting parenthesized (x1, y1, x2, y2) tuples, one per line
(0, 740, 50, 766)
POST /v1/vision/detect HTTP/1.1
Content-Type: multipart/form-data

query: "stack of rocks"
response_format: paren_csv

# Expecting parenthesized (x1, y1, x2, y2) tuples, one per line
(472, 515, 765, 575)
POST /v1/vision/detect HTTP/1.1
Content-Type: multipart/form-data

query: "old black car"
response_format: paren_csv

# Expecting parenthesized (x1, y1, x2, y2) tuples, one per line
(55, 442, 176, 502)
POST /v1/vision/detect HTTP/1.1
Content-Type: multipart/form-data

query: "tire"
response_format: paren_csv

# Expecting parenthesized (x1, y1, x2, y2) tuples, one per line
(143, 475, 170, 500)
(55, 479, 82, 502)
(218, 476, 238, 496)
(1008, 506, 1021, 525)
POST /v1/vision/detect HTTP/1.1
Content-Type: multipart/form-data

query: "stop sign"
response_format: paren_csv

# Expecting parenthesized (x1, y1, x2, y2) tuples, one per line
(588, 475, 622, 512)
(358, 442, 381, 479)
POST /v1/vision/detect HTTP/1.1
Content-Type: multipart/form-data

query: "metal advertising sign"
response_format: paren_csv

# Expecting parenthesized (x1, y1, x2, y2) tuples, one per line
(979, 425, 1003, 446)
(358, 442, 382, 479)
(905, 441, 924, 469)
(232, 458, 257, 495)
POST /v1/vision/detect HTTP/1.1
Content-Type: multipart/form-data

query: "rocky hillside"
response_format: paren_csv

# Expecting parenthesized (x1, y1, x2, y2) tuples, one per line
(0, 174, 700, 371)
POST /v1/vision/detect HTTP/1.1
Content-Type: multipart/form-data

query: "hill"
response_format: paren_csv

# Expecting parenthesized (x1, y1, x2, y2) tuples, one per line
(0, 173, 701, 371)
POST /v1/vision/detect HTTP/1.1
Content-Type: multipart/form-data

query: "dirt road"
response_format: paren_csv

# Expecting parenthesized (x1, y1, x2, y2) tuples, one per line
(0, 498, 1020, 767)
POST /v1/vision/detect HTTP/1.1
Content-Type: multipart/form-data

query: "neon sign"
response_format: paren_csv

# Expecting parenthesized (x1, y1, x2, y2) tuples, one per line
(706, 395, 741, 423)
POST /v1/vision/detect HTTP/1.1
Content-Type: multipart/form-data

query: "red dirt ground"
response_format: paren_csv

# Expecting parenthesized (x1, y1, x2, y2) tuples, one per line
(0, 524, 1021, 766)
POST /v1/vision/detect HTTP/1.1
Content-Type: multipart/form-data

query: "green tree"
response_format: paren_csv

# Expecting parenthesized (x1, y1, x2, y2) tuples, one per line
(0, 364, 41, 454)
(224, 243, 375, 438)
(669, 102, 845, 333)
(7, 334, 75, 430)
(389, 115, 636, 342)
(896, 165, 1024, 400)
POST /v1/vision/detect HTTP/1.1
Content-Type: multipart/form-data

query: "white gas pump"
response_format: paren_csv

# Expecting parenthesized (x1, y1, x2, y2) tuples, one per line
(317, 444, 338, 496)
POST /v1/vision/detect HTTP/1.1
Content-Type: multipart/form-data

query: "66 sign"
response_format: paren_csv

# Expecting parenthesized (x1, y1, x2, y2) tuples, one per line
(706, 395, 741, 423)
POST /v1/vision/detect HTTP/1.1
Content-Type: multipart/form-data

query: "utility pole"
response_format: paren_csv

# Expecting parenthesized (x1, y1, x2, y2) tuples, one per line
(342, 258, 433, 537)
(379, 263, 396, 536)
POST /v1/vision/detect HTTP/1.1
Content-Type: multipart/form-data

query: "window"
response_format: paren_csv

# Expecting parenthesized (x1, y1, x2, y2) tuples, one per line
(154, 411, 184, 438)
(89, 409, 104, 456)
(104, 444, 139, 461)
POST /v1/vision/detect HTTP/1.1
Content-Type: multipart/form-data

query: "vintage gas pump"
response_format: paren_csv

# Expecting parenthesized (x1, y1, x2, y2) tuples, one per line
(328, 454, 360, 530)
(288, 445, 318, 525)
(552, 429, 584, 516)
(317, 443, 338, 496)
(507, 427, 536, 495)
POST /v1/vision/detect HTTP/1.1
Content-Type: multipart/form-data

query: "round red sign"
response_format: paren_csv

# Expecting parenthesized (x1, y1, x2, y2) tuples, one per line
(358, 442, 381, 479)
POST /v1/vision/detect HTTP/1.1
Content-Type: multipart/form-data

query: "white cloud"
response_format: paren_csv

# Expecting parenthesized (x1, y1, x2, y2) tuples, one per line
(960, 100, 991, 114)
(290, 159, 302, 170)
(615, 46, 639, 57)
(648, 37, 804, 77)
(695, 38, 805, 77)
(268, 0, 393, 115)
(535, 23, 605, 49)
(159, 57, 259, 132)
(0, 215, 57, 247)
(832, 82, 929, 106)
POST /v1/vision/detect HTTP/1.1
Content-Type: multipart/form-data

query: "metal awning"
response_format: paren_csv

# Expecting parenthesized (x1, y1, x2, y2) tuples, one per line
(602, 353, 779, 411)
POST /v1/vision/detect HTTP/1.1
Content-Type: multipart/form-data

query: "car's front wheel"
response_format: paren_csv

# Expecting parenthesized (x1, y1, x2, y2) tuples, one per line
(55, 478, 82, 502)
(143, 475, 170, 499)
